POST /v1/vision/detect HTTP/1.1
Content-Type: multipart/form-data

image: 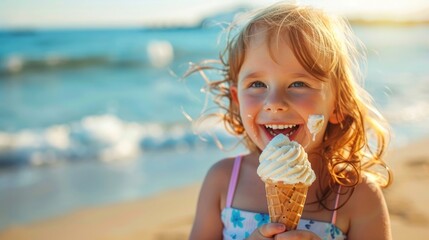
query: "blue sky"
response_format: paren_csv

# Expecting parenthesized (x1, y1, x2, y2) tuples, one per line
(0, 0, 428, 29)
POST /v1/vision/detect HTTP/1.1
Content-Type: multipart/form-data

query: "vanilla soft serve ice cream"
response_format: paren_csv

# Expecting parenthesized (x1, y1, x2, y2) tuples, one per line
(307, 114, 324, 141)
(257, 134, 316, 185)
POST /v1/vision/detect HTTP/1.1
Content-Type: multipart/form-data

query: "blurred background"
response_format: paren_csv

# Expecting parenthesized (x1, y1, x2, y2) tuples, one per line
(0, 0, 428, 232)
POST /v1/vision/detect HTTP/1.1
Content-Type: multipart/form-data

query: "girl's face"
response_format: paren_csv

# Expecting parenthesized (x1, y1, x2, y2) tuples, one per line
(231, 32, 337, 152)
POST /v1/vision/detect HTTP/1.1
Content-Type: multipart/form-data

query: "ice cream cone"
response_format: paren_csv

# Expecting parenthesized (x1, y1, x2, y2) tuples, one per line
(257, 134, 315, 230)
(265, 179, 308, 230)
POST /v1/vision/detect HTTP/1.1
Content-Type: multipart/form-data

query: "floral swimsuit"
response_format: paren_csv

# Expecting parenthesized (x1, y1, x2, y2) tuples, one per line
(221, 156, 346, 240)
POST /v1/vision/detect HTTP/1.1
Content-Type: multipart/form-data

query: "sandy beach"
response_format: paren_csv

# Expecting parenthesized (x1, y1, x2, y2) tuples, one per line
(0, 137, 428, 240)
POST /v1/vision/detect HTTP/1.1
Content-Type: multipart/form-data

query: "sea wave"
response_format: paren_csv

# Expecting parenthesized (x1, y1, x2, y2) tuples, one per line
(0, 114, 238, 167)
(0, 39, 176, 75)
(0, 54, 149, 75)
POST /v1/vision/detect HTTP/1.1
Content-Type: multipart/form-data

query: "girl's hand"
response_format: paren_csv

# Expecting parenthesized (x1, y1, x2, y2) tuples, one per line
(246, 223, 286, 239)
(246, 223, 322, 240)
(274, 229, 322, 240)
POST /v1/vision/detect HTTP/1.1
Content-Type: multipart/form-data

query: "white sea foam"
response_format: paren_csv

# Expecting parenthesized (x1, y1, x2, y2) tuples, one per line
(0, 114, 236, 166)
(5, 55, 24, 73)
(147, 40, 174, 68)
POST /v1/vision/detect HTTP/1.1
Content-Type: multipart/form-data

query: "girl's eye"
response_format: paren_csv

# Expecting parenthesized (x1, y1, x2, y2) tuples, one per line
(289, 81, 308, 88)
(250, 81, 267, 88)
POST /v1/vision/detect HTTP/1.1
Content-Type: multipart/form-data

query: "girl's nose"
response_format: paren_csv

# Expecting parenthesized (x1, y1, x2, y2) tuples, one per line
(263, 92, 288, 112)
(263, 104, 288, 112)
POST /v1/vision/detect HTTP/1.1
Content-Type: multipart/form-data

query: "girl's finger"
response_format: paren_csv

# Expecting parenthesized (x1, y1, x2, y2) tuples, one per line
(275, 229, 322, 240)
(258, 223, 286, 238)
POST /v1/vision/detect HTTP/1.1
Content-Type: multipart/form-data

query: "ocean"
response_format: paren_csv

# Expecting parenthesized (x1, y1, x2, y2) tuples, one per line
(0, 24, 428, 229)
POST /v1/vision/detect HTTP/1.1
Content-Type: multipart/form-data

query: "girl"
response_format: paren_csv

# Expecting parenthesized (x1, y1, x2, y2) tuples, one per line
(188, 2, 392, 240)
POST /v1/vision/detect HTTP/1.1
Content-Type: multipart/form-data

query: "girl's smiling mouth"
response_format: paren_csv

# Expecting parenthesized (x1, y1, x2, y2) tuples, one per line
(263, 124, 301, 140)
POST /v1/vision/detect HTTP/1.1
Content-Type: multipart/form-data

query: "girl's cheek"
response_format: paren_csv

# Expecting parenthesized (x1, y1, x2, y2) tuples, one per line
(240, 94, 263, 109)
(286, 91, 320, 110)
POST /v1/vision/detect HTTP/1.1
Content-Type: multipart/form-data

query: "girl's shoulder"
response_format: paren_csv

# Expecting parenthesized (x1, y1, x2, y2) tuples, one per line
(201, 156, 238, 195)
(350, 176, 386, 209)
(340, 177, 391, 238)
(339, 176, 384, 213)
(206, 156, 236, 180)
(205, 153, 255, 181)
(200, 156, 245, 209)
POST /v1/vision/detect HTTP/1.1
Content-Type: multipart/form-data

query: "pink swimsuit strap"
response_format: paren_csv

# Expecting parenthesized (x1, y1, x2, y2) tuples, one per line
(226, 155, 242, 208)
(331, 185, 342, 224)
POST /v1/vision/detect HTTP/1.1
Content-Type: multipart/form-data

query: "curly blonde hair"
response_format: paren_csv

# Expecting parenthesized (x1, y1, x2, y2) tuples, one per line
(186, 2, 392, 209)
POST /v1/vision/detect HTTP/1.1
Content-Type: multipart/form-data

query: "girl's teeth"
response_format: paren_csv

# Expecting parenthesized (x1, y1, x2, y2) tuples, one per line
(286, 130, 295, 137)
(267, 129, 296, 137)
(265, 124, 297, 129)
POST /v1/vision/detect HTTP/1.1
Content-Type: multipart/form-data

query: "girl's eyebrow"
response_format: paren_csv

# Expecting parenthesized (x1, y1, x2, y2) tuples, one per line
(289, 72, 313, 79)
(289, 72, 321, 83)
(239, 71, 266, 81)
(240, 71, 315, 81)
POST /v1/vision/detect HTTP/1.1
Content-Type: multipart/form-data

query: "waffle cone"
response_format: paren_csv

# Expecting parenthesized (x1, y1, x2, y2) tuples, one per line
(264, 180, 308, 230)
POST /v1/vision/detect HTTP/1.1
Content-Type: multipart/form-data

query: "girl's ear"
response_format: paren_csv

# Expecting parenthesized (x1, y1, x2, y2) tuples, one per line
(328, 108, 345, 124)
(230, 86, 239, 105)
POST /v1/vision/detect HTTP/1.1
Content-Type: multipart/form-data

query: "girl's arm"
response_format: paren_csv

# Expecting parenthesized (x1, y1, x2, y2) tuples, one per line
(189, 159, 231, 240)
(347, 179, 392, 240)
